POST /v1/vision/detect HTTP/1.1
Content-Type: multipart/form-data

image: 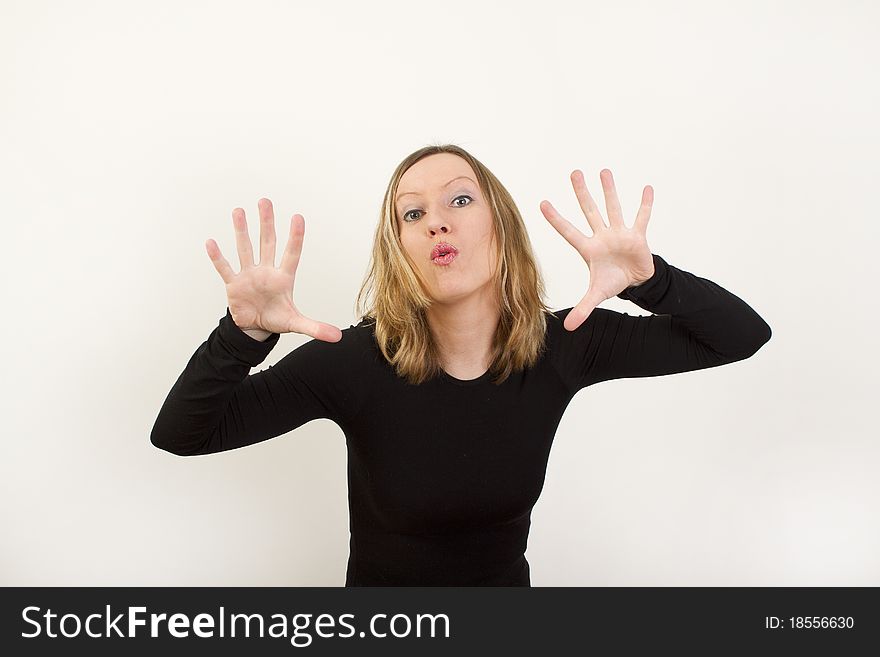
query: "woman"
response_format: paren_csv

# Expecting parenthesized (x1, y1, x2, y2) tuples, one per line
(150, 144, 771, 586)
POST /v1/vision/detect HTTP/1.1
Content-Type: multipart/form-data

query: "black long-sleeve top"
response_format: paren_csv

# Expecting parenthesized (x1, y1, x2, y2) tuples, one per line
(150, 254, 771, 585)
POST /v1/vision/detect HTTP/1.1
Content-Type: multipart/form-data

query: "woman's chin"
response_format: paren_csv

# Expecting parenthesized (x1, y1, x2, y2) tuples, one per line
(429, 287, 476, 305)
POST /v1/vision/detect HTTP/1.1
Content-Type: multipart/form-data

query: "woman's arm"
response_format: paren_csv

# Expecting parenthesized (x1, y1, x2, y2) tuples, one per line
(549, 253, 772, 393)
(150, 308, 362, 456)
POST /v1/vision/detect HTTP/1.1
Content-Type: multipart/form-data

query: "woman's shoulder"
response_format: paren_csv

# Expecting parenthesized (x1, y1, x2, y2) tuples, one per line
(545, 306, 617, 333)
(541, 306, 621, 354)
(272, 317, 381, 384)
(543, 307, 575, 338)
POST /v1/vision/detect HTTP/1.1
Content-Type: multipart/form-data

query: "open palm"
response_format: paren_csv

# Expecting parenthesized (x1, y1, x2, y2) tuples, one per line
(205, 198, 342, 342)
(540, 168, 656, 331)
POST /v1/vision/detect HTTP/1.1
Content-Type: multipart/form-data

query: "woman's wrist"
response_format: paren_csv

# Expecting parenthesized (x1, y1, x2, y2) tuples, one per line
(241, 327, 272, 342)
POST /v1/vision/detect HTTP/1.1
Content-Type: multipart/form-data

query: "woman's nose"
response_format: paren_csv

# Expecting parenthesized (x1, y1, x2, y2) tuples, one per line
(427, 215, 450, 234)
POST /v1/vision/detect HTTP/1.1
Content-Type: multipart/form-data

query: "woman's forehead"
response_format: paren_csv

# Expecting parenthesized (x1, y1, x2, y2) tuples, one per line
(399, 155, 476, 192)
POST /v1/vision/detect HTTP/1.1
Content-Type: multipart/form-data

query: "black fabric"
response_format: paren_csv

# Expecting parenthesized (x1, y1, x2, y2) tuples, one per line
(150, 253, 771, 585)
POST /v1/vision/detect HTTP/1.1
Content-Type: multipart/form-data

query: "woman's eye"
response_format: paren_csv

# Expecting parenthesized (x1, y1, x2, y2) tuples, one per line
(403, 195, 473, 222)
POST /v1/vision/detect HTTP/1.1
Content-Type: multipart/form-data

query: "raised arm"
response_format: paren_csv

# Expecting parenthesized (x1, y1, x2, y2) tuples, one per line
(150, 198, 357, 456)
(549, 253, 771, 393)
(540, 168, 770, 393)
(150, 308, 362, 456)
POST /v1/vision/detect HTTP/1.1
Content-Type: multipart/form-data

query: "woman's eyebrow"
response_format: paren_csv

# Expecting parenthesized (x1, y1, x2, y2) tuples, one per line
(396, 176, 476, 202)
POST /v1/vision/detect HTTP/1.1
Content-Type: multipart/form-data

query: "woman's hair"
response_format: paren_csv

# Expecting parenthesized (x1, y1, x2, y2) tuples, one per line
(355, 143, 554, 386)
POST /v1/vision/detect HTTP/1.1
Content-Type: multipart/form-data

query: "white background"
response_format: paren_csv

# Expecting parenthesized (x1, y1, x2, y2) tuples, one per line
(1, 0, 877, 585)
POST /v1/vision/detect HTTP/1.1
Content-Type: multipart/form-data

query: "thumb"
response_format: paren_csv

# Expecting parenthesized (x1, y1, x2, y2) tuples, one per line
(293, 313, 343, 343)
(314, 322, 343, 343)
(564, 287, 605, 332)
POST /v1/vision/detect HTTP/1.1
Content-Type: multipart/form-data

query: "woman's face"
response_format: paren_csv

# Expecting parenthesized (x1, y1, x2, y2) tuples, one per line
(395, 153, 498, 304)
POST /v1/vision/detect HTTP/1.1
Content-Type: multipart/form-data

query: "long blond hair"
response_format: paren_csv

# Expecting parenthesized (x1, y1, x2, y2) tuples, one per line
(355, 144, 554, 385)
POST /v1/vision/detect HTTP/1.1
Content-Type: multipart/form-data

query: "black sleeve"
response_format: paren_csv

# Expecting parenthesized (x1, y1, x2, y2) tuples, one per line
(548, 253, 772, 394)
(150, 308, 363, 456)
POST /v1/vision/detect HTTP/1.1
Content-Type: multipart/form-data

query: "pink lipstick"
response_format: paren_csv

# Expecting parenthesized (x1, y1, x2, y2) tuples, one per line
(430, 242, 459, 266)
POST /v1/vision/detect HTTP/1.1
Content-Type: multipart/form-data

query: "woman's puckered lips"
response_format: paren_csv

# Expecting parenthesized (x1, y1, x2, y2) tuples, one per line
(430, 242, 459, 260)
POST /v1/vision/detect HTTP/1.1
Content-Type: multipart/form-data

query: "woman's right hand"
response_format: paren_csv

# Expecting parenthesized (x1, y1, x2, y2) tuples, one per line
(205, 198, 343, 342)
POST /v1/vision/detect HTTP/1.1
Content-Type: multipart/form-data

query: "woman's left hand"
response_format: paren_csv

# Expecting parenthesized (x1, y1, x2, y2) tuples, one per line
(540, 168, 656, 331)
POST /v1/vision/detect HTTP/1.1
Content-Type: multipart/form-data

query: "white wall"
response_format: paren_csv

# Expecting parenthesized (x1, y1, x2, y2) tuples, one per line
(1, 0, 876, 585)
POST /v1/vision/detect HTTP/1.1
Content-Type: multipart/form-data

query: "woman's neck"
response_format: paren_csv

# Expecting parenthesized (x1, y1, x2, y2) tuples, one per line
(426, 289, 500, 378)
